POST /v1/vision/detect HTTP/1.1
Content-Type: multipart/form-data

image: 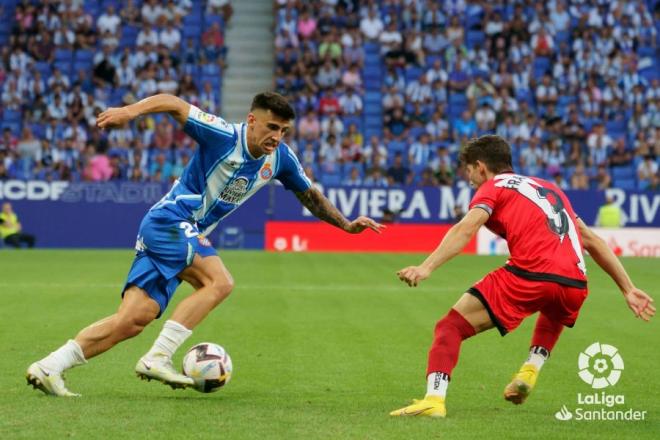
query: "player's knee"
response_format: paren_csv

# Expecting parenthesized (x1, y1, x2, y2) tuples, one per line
(208, 277, 234, 304)
(115, 311, 156, 340)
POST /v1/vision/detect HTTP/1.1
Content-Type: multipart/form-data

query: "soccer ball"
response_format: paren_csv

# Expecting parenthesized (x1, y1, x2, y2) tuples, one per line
(182, 342, 232, 393)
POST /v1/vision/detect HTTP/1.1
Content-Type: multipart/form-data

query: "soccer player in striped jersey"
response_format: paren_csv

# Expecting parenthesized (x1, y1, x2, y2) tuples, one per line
(390, 135, 654, 418)
(27, 92, 384, 396)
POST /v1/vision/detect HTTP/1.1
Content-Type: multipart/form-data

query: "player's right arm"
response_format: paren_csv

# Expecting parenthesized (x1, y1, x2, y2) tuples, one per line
(97, 94, 190, 128)
(577, 218, 655, 321)
(397, 207, 489, 287)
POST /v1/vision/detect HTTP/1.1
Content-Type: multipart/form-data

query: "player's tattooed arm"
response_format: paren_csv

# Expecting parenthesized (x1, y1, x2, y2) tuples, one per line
(295, 187, 351, 230)
(294, 188, 384, 234)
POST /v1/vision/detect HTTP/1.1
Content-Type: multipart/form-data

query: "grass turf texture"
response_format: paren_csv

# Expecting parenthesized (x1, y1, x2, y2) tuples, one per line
(0, 250, 657, 439)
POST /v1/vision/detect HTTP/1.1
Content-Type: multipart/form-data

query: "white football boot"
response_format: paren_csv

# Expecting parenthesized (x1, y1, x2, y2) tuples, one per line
(135, 354, 194, 389)
(26, 362, 80, 397)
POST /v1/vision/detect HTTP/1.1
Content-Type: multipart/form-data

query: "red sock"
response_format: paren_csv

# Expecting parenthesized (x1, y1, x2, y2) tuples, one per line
(426, 308, 476, 377)
(530, 313, 564, 353)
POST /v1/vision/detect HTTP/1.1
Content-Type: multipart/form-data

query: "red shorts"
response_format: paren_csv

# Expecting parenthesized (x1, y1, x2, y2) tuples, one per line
(470, 267, 589, 335)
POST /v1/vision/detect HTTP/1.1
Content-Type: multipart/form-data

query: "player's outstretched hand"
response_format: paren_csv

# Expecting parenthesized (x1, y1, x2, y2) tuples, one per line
(624, 288, 655, 321)
(97, 107, 134, 129)
(345, 216, 385, 234)
(397, 265, 431, 287)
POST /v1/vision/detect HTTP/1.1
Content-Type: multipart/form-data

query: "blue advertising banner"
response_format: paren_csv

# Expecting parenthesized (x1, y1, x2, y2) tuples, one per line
(270, 184, 660, 228)
(0, 180, 657, 248)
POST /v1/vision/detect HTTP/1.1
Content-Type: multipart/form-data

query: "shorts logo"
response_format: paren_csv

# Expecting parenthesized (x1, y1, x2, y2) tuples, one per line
(260, 164, 273, 179)
(198, 235, 212, 247)
(219, 176, 249, 204)
(578, 342, 624, 389)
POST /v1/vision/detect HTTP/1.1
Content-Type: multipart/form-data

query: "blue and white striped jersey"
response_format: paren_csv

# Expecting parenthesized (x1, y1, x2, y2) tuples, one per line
(150, 105, 312, 235)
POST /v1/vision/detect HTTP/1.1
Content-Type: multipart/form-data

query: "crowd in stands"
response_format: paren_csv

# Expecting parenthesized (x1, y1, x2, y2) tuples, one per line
(0, 0, 658, 193)
(274, 0, 659, 191)
(0, 0, 230, 182)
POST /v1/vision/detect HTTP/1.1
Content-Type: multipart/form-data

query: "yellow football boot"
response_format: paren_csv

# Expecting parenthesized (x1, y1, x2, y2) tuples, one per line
(389, 395, 446, 418)
(504, 363, 539, 405)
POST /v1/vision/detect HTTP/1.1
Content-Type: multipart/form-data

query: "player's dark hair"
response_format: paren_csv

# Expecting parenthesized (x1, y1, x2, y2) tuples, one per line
(251, 92, 296, 120)
(459, 135, 513, 174)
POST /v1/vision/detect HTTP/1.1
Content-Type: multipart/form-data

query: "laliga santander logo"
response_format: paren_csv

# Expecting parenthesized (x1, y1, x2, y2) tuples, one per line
(578, 342, 624, 389)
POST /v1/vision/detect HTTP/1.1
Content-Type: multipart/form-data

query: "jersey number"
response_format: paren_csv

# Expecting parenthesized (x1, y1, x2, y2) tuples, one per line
(179, 222, 198, 238)
(535, 187, 569, 236)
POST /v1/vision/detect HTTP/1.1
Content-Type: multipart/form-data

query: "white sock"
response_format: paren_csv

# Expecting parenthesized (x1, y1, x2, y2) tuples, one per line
(525, 345, 550, 371)
(426, 372, 449, 398)
(39, 339, 87, 373)
(146, 320, 192, 360)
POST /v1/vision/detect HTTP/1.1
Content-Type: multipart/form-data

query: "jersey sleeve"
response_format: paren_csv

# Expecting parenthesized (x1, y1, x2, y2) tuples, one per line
(469, 179, 499, 216)
(275, 145, 313, 192)
(183, 105, 237, 150)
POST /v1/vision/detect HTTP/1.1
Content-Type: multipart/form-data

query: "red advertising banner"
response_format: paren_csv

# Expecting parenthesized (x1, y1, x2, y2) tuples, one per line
(264, 221, 477, 253)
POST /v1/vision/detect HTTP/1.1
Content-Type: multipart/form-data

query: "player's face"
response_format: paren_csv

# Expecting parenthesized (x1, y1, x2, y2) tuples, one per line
(465, 161, 489, 188)
(247, 109, 292, 157)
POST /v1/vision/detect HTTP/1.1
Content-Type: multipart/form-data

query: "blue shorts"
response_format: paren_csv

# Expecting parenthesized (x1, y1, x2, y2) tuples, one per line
(123, 211, 217, 317)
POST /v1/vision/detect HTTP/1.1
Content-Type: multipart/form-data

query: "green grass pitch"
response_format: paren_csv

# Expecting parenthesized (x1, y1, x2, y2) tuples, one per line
(0, 250, 657, 439)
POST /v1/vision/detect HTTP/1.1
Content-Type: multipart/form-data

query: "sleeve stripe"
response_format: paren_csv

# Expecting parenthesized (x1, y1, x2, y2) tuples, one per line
(188, 118, 235, 139)
(473, 204, 493, 215)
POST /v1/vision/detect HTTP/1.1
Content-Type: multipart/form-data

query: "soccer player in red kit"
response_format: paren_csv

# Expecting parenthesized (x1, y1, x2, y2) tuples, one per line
(390, 135, 655, 418)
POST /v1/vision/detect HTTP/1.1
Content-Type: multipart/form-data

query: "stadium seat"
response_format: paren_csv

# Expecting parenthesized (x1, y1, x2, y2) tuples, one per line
(405, 66, 423, 82)
(74, 49, 94, 63)
(611, 166, 635, 180)
(533, 57, 551, 77)
(2, 109, 21, 123)
(54, 48, 73, 63)
(363, 42, 380, 54)
(466, 31, 485, 49)
(342, 116, 363, 131)
(320, 173, 342, 186)
(1, 121, 21, 136)
(204, 14, 224, 28)
(364, 128, 382, 139)
(364, 115, 382, 128)
(73, 60, 92, 74)
(387, 140, 407, 155)
(614, 178, 636, 190)
(363, 65, 382, 80)
(34, 61, 51, 77)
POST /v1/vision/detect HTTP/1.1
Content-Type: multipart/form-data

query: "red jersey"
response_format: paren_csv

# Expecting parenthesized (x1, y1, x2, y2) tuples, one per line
(469, 173, 587, 288)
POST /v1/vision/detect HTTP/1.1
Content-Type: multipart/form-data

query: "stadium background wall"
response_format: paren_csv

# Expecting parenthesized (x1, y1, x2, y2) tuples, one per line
(0, 180, 658, 250)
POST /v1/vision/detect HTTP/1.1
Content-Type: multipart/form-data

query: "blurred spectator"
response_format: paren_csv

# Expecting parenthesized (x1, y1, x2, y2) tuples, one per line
(0, 202, 36, 248)
(363, 135, 388, 169)
(360, 8, 383, 41)
(417, 167, 439, 187)
(319, 133, 341, 173)
(596, 195, 624, 227)
(609, 139, 633, 168)
(343, 167, 362, 186)
(363, 167, 389, 187)
(594, 164, 612, 190)
(637, 155, 659, 190)
(386, 153, 413, 186)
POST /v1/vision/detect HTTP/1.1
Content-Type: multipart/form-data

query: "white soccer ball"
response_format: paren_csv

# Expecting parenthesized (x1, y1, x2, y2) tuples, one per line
(182, 342, 232, 393)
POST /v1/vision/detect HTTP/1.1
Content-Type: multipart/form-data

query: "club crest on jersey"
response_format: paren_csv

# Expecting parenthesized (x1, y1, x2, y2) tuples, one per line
(260, 164, 273, 180)
(197, 235, 212, 247)
(219, 176, 249, 204)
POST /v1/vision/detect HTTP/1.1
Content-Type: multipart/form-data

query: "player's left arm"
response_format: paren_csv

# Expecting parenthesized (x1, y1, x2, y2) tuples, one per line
(578, 218, 655, 321)
(398, 207, 489, 287)
(294, 187, 384, 234)
(97, 94, 190, 128)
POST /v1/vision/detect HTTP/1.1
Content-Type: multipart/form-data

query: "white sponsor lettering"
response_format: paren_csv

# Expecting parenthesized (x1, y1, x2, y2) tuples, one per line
(0, 180, 69, 200)
(438, 186, 471, 219)
(400, 190, 430, 218)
